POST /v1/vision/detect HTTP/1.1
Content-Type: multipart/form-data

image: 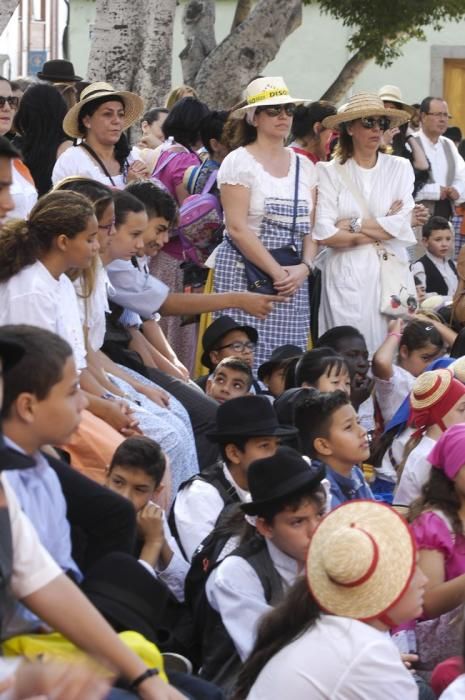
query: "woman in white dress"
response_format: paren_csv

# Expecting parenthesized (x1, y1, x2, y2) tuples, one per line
(314, 93, 416, 355)
(213, 77, 317, 371)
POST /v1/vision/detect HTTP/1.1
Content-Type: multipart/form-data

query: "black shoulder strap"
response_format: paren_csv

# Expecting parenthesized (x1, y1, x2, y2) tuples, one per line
(233, 536, 285, 605)
(79, 142, 117, 186)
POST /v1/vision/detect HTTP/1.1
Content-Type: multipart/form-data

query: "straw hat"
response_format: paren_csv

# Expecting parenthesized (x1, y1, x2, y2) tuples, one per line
(450, 356, 465, 384)
(232, 76, 308, 117)
(321, 92, 411, 130)
(378, 85, 415, 117)
(63, 82, 144, 138)
(307, 500, 416, 620)
(410, 369, 453, 410)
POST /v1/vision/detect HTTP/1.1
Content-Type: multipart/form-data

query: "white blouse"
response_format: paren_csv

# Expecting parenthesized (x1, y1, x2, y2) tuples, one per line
(217, 146, 316, 236)
(52, 146, 131, 189)
(0, 260, 87, 370)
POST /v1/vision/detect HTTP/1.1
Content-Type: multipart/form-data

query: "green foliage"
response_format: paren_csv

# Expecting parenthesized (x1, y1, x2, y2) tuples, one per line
(305, 0, 465, 65)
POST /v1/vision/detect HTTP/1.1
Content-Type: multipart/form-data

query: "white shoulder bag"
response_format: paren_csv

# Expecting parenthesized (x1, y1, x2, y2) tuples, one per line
(335, 162, 417, 319)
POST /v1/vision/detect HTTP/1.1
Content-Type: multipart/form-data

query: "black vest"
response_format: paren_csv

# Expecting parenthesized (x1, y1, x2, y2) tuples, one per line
(199, 535, 285, 693)
(417, 254, 457, 296)
(168, 461, 242, 559)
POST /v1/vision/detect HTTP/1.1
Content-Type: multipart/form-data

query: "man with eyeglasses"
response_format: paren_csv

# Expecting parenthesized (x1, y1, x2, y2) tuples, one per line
(414, 96, 465, 221)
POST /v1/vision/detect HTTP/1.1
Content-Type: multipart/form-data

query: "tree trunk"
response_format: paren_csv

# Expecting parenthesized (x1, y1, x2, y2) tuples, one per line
(194, 0, 302, 108)
(0, 0, 19, 36)
(231, 0, 253, 31)
(180, 0, 216, 86)
(320, 49, 372, 104)
(87, 0, 176, 109)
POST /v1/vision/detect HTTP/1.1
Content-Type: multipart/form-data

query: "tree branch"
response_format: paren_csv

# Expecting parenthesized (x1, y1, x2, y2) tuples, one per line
(231, 0, 253, 31)
(320, 49, 372, 103)
(0, 0, 19, 36)
(194, 0, 302, 108)
(180, 0, 217, 85)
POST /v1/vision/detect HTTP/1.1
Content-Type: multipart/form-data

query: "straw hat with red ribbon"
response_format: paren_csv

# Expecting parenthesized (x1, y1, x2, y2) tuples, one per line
(408, 369, 465, 435)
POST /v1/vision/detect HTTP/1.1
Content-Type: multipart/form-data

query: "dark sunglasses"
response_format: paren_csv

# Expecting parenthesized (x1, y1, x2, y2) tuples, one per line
(257, 103, 296, 118)
(0, 96, 19, 109)
(360, 116, 391, 131)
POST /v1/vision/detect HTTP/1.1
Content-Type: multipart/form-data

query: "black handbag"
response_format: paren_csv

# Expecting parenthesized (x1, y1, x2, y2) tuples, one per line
(229, 156, 301, 295)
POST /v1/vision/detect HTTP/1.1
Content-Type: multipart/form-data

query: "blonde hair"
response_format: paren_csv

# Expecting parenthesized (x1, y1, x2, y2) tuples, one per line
(165, 85, 198, 110)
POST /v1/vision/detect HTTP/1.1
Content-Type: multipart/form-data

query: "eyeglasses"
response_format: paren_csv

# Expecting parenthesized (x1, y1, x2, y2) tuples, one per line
(215, 341, 256, 353)
(360, 116, 391, 131)
(257, 103, 296, 118)
(426, 112, 451, 119)
(0, 96, 19, 109)
(98, 219, 116, 235)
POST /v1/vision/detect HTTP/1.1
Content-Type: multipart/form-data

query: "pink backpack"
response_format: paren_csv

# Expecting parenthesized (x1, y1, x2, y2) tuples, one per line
(152, 153, 223, 267)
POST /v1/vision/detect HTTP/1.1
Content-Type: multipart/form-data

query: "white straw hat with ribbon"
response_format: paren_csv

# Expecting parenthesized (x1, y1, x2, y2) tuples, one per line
(63, 82, 145, 138)
(307, 500, 416, 620)
(232, 76, 308, 117)
(321, 92, 411, 130)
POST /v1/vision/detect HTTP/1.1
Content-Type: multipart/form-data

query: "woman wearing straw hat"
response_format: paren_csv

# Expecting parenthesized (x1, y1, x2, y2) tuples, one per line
(212, 76, 317, 371)
(233, 500, 427, 699)
(313, 92, 416, 356)
(52, 81, 148, 188)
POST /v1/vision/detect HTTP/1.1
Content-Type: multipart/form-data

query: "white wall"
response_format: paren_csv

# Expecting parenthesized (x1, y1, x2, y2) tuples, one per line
(68, 0, 465, 105)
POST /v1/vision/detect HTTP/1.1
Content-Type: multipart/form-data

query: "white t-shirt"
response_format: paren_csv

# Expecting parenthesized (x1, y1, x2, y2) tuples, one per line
(375, 365, 415, 426)
(6, 160, 38, 221)
(52, 146, 129, 189)
(0, 260, 87, 370)
(394, 435, 436, 506)
(440, 674, 465, 699)
(246, 616, 418, 700)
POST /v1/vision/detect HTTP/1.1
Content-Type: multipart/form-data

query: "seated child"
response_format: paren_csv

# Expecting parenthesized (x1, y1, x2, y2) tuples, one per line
(412, 216, 458, 297)
(202, 447, 326, 690)
(286, 347, 351, 395)
(293, 390, 373, 508)
(105, 436, 188, 601)
(257, 344, 303, 398)
(198, 316, 265, 394)
(171, 395, 297, 561)
(315, 326, 374, 430)
(206, 357, 252, 404)
(373, 318, 444, 425)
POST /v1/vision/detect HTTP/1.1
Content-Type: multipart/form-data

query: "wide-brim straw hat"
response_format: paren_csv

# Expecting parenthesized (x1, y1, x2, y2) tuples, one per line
(322, 92, 411, 130)
(378, 84, 416, 117)
(410, 369, 453, 410)
(307, 500, 416, 621)
(63, 81, 144, 138)
(232, 76, 308, 118)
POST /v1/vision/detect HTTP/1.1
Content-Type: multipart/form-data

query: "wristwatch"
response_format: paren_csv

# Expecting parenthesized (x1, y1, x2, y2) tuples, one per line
(349, 217, 362, 233)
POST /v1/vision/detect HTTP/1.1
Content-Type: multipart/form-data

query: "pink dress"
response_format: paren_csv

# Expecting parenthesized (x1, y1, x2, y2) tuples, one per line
(412, 511, 465, 580)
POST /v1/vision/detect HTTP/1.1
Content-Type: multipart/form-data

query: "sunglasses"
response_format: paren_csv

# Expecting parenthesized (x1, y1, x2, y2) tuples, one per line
(0, 96, 19, 109)
(257, 103, 296, 118)
(359, 116, 391, 131)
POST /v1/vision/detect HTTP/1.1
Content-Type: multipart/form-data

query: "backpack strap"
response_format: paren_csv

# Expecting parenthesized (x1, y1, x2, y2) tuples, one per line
(232, 536, 285, 605)
(152, 150, 179, 178)
(201, 167, 219, 195)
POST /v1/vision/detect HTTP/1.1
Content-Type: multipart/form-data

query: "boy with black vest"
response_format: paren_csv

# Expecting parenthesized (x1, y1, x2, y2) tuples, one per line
(412, 216, 458, 296)
(170, 396, 296, 561)
(201, 447, 326, 691)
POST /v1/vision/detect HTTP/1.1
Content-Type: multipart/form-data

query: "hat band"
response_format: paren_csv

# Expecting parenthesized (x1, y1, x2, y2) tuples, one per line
(247, 87, 290, 105)
(328, 528, 379, 589)
(81, 88, 117, 101)
(415, 374, 443, 404)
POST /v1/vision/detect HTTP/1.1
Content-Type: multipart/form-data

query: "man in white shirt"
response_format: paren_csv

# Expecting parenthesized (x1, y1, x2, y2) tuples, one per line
(171, 396, 297, 561)
(415, 96, 465, 219)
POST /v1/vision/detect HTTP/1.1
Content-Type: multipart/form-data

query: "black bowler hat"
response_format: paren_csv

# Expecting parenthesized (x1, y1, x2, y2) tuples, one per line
(207, 395, 297, 442)
(274, 387, 319, 426)
(201, 316, 258, 370)
(37, 59, 82, 83)
(257, 344, 303, 381)
(241, 446, 325, 515)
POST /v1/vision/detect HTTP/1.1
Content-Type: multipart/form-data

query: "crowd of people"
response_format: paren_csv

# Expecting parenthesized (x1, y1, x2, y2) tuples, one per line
(0, 57, 465, 698)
